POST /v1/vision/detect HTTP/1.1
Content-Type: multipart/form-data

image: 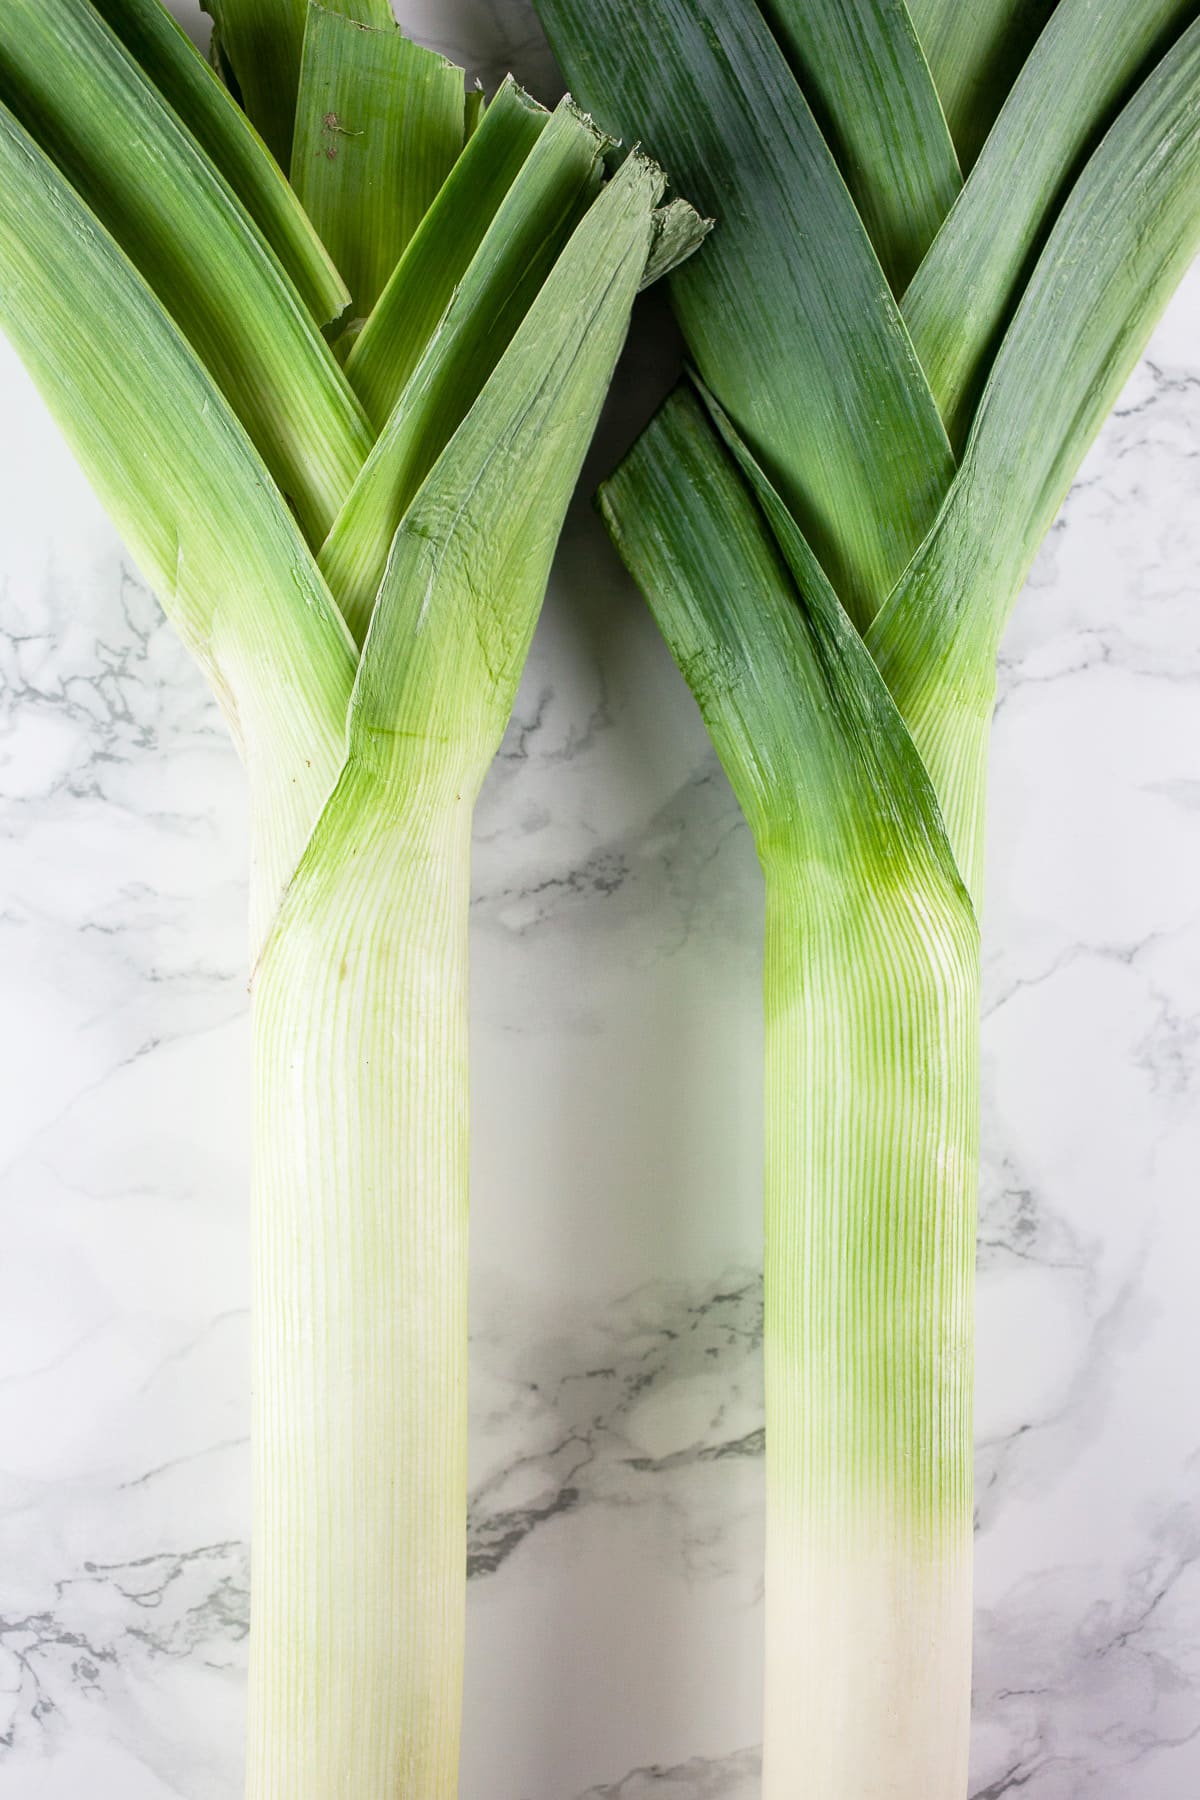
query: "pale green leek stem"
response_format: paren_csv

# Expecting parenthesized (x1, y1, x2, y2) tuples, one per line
(248, 777, 470, 1797)
(761, 862, 979, 1799)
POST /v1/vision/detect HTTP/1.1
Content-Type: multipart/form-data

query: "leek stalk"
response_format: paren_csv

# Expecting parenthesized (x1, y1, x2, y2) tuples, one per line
(536, 0, 1200, 1791)
(0, 3, 706, 1791)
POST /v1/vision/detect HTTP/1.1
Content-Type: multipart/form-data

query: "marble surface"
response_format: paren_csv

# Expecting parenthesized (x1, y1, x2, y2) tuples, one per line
(1, 3, 1198, 1795)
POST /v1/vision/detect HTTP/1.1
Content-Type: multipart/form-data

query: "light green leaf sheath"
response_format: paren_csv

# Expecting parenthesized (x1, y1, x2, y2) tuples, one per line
(872, 18, 1200, 895)
(320, 99, 608, 644)
(535, 0, 956, 632)
(906, 0, 1057, 170)
(91, 0, 349, 323)
(905, 0, 1198, 449)
(291, 3, 463, 319)
(344, 77, 551, 426)
(601, 387, 980, 1799)
(760, 0, 961, 293)
(0, 0, 372, 546)
(0, 99, 355, 944)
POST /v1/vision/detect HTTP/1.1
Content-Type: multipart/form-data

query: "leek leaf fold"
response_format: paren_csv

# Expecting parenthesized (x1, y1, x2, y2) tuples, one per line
(535, 0, 956, 633)
(344, 77, 551, 426)
(905, 0, 1199, 449)
(291, 3, 464, 320)
(0, 0, 373, 547)
(760, 0, 962, 293)
(91, 0, 350, 324)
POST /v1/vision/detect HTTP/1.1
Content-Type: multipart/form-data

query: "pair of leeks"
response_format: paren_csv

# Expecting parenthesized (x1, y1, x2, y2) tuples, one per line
(1, 0, 1196, 1794)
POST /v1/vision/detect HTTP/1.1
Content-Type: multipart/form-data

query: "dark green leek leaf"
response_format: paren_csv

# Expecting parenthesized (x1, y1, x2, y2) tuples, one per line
(691, 377, 839, 628)
(534, 0, 956, 632)
(871, 18, 1200, 880)
(0, 0, 372, 546)
(904, 0, 1197, 450)
(760, 0, 962, 293)
(598, 386, 967, 901)
(345, 77, 550, 427)
(93, 0, 349, 324)
(321, 99, 608, 642)
(291, 3, 464, 319)
(905, 0, 1056, 170)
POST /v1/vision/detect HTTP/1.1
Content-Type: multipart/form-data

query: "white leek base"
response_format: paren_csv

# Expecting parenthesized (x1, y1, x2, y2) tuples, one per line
(762, 1518, 972, 1800)
(761, 872, 978, 1800)
(245, 799, 470, 1798)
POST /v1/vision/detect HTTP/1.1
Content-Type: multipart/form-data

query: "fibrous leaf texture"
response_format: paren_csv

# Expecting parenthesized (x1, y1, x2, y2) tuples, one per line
(0, 3, 703, 1794)
(535, 0, 1200, 1793)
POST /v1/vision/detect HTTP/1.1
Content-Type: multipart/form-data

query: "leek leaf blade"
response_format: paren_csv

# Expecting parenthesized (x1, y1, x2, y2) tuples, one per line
(598, 385, 966, 901)
(0, 0, 373, 546)
(344, 76, 551, 426)
(320, 98, 609, 643)
(205, 0, 309, 165)
(760, 0, 962, 293)
(872, 17, 1200, 892)
(0, 97, 355, 939)
(291, 2, 464, 320)
(905, 0, 1056, 170)
(904, 0, 1197, 450)
(533, 0, 956, 633)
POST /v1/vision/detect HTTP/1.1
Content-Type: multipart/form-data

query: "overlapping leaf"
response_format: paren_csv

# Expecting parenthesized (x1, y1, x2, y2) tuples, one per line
(873, 17, 1200, 889)
(536, 0, 956, 634)
(905, 0, 1198, 449)
(760, 0, 961, 293)
(92, 0, 348, 322)
(538, 0, 1200, 906)
(291, 3, 463, 319)
(0, 0, 372, 544)
(0, 99, 355, 934)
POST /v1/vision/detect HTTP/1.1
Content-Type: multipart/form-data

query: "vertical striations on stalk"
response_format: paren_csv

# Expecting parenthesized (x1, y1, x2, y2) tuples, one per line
(537, 0, 1200, 1791)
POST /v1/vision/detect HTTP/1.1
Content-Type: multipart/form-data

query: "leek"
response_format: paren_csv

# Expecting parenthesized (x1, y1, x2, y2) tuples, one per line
(0, 2, 706, 1793)
(535, 0, 1200, 1792)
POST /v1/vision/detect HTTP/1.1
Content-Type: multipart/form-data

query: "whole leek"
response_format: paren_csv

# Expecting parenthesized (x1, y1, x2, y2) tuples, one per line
(534, 0, 1200, 1792)
(0, 1, 705, 1792)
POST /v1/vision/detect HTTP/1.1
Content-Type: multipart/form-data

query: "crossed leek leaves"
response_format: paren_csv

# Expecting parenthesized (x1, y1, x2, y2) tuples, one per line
(0, 0, 706, 953)
(536, 0, 1200, 909)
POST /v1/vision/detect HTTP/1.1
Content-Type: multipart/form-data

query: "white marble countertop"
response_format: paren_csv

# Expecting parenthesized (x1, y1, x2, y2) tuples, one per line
(1, 4, 1198, 1796)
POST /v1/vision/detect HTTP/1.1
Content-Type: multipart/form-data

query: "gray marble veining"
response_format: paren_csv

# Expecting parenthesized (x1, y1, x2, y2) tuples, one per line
(0, 3, 1197, 1796)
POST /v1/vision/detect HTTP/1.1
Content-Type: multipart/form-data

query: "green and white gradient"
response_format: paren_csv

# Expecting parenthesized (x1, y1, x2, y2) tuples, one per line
(0, 6, 705, 1789)
(544, 0, 1200, 1789)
